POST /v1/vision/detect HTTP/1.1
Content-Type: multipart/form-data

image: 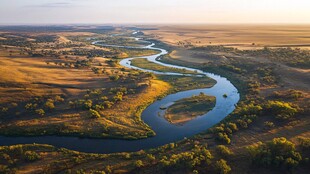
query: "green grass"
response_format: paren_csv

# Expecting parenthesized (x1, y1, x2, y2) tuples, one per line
(131, 58, 199, 74)
(165, 93, 216, 124)
(157, 75, 216, 93)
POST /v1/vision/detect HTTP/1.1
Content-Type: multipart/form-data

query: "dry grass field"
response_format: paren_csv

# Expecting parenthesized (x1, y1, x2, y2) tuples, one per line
(144, 25, 310, 50)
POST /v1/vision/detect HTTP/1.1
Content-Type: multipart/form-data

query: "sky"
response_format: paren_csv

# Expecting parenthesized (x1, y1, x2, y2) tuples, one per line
(0, 0, 310, 24)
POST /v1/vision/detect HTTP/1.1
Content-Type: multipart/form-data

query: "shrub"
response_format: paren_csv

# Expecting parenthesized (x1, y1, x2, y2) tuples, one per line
(23, 151, 41, 162)
(247, 137, 303, 170)
(236, 119, 248, 129)
(100, 96, 108, 101)
(44, 99, 55, 110)
(25, 103, 37, 110)
(35, 109, 45, 116)
(264, 121, 275, 129)
(216, 145, 233, 157)
(103, 101, 114, 109)
(109, 75, 120, 81)
(227, 123, 238, 132)
(113, 92, 123, 102)
(146, 154, 156, 161)
(234, 103, 263, 117)
(0, 107, 8, 113)
(298, 137, 310, 152)
(217, 133, 231, 144)
(84, 99, 93, 109)
(11, 102, 18, 107)
(215, 159, 231, 174)
(95, 104, 105, 110)
(54, 95, 65, 102)
(265, 101, 299, 120)
(159, 145, 213, 170)
(89, 109, 101, 118)
(134, 160, 144, 168)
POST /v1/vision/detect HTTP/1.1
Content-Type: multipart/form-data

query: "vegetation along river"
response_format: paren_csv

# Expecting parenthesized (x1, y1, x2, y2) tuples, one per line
(0, 32, 240, 153)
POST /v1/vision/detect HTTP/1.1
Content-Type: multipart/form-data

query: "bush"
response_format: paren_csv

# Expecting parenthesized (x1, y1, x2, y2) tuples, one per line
(89, 109, 101, 118)
(35, 109, 45, 116)
(159, 145, 213, 171)
(134, 160, 144, 168)
(217, 133, 231, 144)
(265, 101, 299, 120)
(298, 137, 310, 152)
(25, 103, 37, 110)
(113, 92, 123, 102)
(84, 99, 93, 109)
(227, 123, 238, 132)
(216, 145, 233, 157)
(146, 154, 156, 161)
(247, 137, 303, 170)
(23, 151, 41, 162)
(103, 101, 114, 109)
(44, 99, 55, 110)
(54, 95, 65, 102)
(215, 159, 231, 174)
(109, 75, 120, 81)
(264, 121, 275, 129)
(95, 104, 105, 110)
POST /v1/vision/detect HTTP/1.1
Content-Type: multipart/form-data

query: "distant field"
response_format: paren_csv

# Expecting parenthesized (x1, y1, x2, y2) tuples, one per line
(144, 25, 310, 50)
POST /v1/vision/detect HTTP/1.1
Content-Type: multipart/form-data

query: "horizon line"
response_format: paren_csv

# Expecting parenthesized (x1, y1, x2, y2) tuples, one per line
(1, 22, 310, 26)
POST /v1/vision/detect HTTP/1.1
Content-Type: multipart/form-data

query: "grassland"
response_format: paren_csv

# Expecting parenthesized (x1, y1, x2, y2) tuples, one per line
(144, 24, 310, 50)
(0, 25, 309, 174)
(131, 58, 198, 74)
(165, 93, 216, 125)
(0, 30, 172, 139)
(157, 75, 216, 93)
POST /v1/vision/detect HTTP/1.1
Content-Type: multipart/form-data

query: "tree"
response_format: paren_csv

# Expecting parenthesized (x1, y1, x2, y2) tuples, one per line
(134, 160, 144, 168)
(35, 109, 45, 116)
(84, 99, 93, 109)
(44, 99, 55, 110)
(265, 101, 299, 120)
(247, 137, 303, 171)
(216, 145, 233, 157)
(215, 159, 231, 174)
(54, 95, 64, 102)
(89, 109, 101, 118)
(109, 75, 120, 81)
(217, 133, 231, 144)
(23, 151, 41, 162)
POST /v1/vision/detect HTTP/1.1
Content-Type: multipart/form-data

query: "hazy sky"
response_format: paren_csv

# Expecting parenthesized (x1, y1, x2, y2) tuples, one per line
(0, 0, 309, 24)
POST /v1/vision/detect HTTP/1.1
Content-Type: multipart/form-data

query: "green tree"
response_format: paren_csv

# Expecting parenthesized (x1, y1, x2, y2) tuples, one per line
(216, 145, 233, 157)
(215, 159, 231, 174)
(265, 101, 299, 120)
(134, 160, 143, 168)
(247, 137, 303, 171)
(89, 109, 101, 118)
(44, 99, 55, 110)
(84, 99, 93, 109)
(35, 109, 45, 116)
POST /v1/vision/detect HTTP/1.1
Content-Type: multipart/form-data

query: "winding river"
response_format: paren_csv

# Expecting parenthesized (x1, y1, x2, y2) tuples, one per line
(0, 32, 240, 154)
